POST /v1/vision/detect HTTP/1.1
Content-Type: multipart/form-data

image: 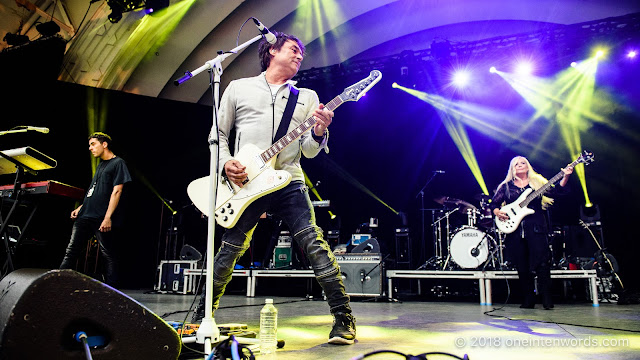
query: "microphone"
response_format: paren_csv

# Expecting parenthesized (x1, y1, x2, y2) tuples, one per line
(433, 170, 445, 174)
(253, 18, 276, 45)
(26, 126, 50, 134)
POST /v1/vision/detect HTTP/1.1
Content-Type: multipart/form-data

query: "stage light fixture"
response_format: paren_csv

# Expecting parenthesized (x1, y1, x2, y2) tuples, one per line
(35, 21, 60, 37)
(489, 66, 497, 73)
(106, 0, 145, 23)
(3, 32, 29, 46)
(628, 50, 637, 59)
(145, 0, 169, 14)
(570, 61, 578, 67)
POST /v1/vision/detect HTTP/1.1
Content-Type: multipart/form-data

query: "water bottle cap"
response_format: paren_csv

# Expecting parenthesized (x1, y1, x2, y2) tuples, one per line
(265, 298, 273, 304)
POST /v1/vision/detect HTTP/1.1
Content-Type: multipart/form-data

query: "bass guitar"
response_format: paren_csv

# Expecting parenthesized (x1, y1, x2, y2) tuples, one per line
(495, 150, 594, 234)
(188, 70, 382, 228)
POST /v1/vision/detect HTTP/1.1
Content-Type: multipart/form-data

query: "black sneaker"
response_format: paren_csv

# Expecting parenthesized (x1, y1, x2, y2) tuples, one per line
(328, 312, 356, 345)
(191, 306, 204, 323)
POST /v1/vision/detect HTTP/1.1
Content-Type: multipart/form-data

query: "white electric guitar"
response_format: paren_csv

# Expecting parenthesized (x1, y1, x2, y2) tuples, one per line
(495, 150, 594, 234)
(188, 70, 382, 228)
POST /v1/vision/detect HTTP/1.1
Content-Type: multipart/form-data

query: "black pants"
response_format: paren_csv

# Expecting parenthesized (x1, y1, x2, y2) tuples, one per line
(507, 227, 552, 306)
(59, 217, 119, 287)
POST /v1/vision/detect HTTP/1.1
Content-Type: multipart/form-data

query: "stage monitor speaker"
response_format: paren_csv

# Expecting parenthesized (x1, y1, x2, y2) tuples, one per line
(180, 244, 202, 261)
(337, 254, 383, 297)
(0, 269, 181, 360)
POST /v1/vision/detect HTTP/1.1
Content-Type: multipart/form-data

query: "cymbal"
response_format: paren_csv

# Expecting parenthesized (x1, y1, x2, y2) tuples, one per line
(456, 200, 477, 213)
(433, 196, 477, 212)
(433, 196, 462, 206)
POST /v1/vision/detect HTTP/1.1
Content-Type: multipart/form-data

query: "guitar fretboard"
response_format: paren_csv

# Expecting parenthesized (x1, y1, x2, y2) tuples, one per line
(519, 158, 581, 208)
(259, 94, 345, 163)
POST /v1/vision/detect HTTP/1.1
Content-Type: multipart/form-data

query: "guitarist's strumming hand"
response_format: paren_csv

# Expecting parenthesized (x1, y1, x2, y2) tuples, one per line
(494, 208, 509, 222)
(225, 159, 247, 187)
(313, 103, 334, 136)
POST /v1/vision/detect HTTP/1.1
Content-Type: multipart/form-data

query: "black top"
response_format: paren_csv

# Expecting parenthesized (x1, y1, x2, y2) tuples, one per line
(490, 180, 567, 238)
(78, 156, 132, 224)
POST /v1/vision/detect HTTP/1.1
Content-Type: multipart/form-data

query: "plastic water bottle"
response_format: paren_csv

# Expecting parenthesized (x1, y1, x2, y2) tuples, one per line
(259, 298, 278, 355)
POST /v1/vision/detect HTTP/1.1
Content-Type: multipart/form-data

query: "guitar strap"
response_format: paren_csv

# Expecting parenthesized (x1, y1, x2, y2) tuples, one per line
(273, 86, 299, 144)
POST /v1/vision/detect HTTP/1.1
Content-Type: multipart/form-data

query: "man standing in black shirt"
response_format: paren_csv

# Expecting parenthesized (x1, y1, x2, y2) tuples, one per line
(60, 132, 132, 287)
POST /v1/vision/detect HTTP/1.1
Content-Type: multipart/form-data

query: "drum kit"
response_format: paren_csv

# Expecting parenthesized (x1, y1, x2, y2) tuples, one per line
(419, 194, 511, 271)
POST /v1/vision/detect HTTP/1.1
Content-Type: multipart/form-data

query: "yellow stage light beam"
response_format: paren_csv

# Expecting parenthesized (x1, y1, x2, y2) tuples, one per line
(86, 87, 109, 176)
(132, 169, 176, 214)
(100, 0, 197, 90)
(320, 157, 398, 215)
(293, 0, 344, 64)
(492, 57, 605, 206)
(302, 170, 336, 219)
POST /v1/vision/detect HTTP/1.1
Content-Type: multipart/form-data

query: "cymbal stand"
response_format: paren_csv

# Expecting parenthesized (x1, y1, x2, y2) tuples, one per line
(418, 207, 457, 270)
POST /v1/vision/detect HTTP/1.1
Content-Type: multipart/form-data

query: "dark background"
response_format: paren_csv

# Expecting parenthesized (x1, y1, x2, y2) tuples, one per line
(1, 33, 638, 292)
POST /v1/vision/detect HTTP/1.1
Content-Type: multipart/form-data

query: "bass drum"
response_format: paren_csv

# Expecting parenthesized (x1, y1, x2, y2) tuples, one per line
(450, 226, 492, 269)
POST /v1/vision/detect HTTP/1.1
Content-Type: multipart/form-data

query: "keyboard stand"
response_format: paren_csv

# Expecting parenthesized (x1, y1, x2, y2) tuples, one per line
(0, 147, 56, 279)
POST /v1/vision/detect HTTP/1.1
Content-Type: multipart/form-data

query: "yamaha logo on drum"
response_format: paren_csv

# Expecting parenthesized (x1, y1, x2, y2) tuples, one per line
(461, 232, 479, 237)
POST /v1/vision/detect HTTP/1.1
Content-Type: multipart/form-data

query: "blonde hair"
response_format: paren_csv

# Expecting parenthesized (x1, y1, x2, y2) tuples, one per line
(496, 156, 554, 209)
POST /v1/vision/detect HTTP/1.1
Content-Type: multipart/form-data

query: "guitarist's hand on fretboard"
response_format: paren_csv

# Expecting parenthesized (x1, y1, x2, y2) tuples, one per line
(313, 103, 334, 136)
(559, 165, 574, 187)
(224, 159, 248, 187)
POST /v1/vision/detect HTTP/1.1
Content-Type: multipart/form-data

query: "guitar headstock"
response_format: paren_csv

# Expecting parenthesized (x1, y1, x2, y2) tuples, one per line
(578, 219, 588, 229)
(576, 150, 595, 166)
(340, 70, 382, 102)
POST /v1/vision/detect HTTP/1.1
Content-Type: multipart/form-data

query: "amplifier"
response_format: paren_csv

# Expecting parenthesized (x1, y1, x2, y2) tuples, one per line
(336, 253, 383, 297)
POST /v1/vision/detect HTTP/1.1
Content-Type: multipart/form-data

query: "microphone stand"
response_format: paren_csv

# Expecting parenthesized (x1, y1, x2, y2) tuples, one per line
(174, 33, 264, 357)
(415, 171, 440, 268)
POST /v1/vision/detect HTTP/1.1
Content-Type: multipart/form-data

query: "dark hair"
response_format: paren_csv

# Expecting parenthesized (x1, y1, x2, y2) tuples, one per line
(258, 31, 305, 72)
(89, 132, 112, 149)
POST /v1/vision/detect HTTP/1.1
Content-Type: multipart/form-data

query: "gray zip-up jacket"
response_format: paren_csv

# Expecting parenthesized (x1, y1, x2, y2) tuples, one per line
(215, 72, 329, 183)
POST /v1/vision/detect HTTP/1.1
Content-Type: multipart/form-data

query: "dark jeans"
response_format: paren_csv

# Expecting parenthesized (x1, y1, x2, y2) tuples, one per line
(59, 217, 119, 287)
(205, 181, 350, 315)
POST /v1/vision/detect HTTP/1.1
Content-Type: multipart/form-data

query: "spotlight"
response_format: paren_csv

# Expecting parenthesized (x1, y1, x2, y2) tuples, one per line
(391, 82, 398, 88)
(451, 70, 470, 88)
(106, 0, 145, 23)
(145, 0, 169, 15)
(515, 62, 533, 76)
(489, 66, 497, 73)
(570, 61, 578, 67)
(36, 21, 60, 37)
(108, 10, 123, 23)
(3, 32, 29, 46)
(628, 50, 637, 59)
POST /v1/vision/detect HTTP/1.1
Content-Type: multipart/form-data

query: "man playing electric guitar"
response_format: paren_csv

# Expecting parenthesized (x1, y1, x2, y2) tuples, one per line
(490, 156, 573, 309)
(192, 31, 356, 345)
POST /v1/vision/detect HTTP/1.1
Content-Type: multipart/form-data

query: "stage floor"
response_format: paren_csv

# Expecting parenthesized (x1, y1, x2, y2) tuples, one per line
(126, 290, 640, 360)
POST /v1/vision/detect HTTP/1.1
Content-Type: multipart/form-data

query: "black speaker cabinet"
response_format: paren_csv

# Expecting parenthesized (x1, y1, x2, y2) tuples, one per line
(0, 269, 181, 360)
(337, 254, 383, 297)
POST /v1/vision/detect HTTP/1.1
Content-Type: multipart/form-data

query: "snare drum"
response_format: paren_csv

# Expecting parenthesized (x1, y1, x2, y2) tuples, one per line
(449, 226, 492, 268)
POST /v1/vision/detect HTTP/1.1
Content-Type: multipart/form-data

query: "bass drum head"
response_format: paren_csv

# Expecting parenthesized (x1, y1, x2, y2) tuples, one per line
(450, 226, 490, 268)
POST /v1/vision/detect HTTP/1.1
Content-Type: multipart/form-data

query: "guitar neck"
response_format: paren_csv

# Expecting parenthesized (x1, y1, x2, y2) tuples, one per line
(520, 158, 579, 207)
(260, 94, 344, 163)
